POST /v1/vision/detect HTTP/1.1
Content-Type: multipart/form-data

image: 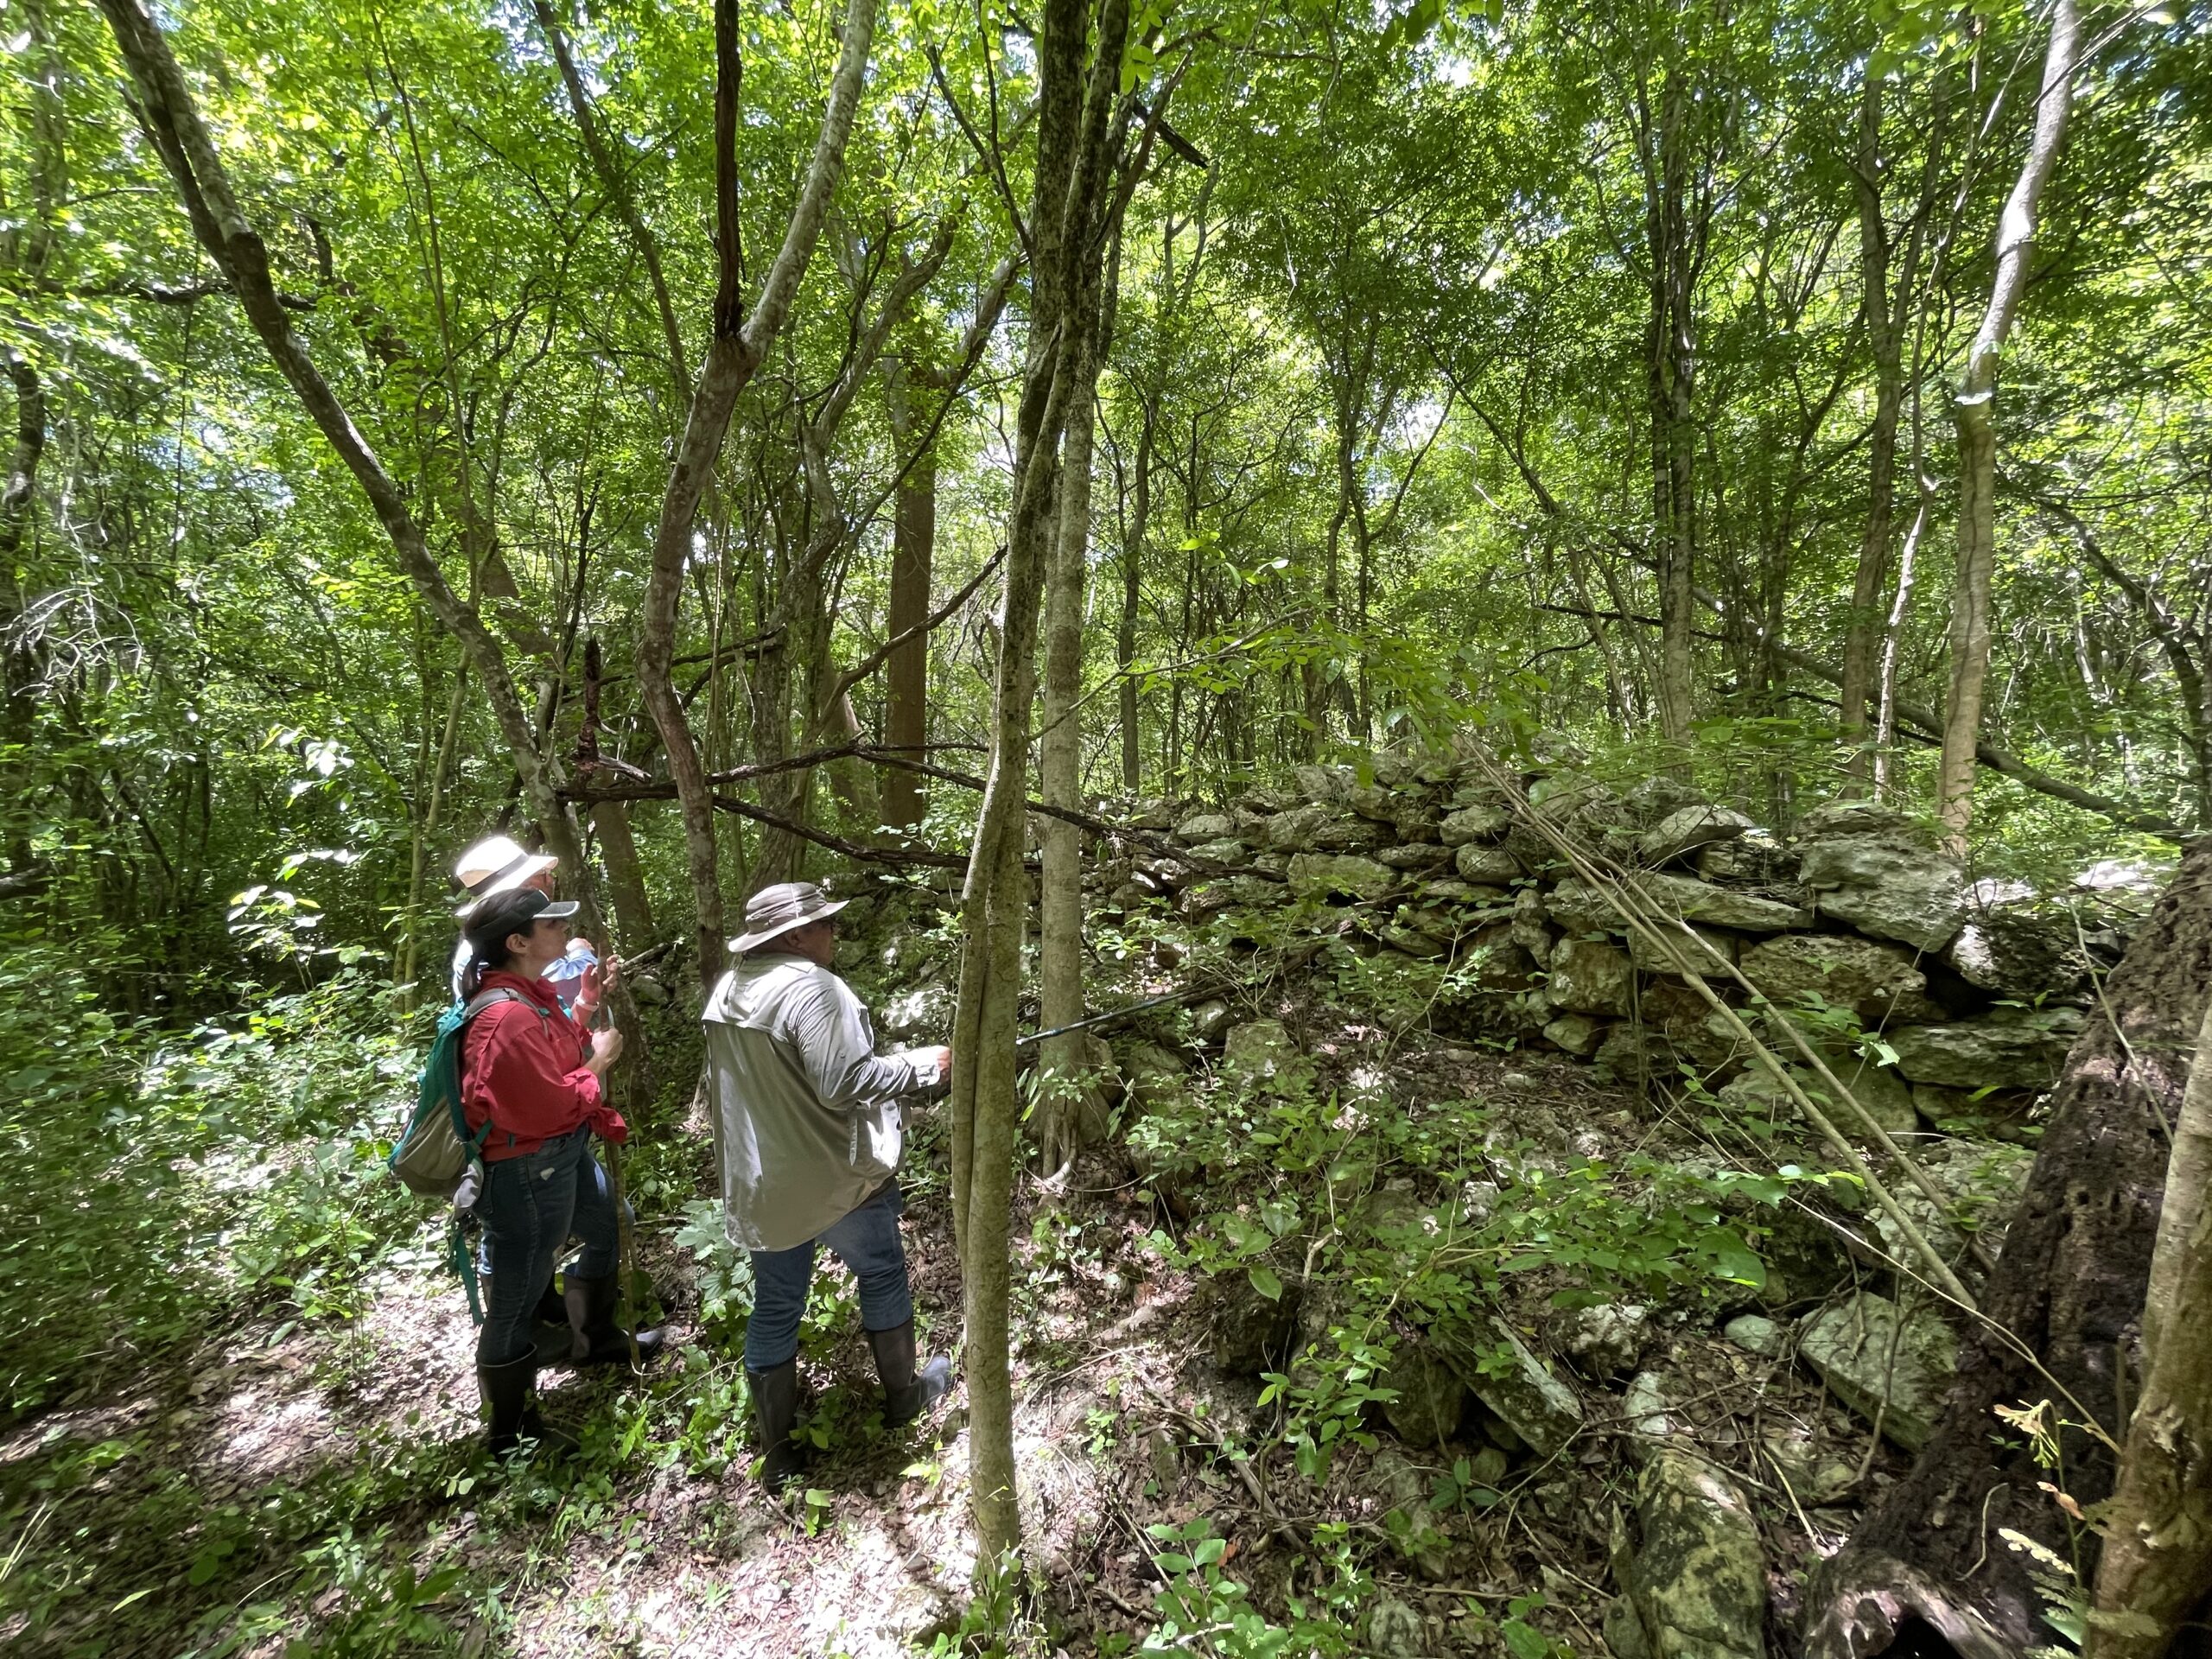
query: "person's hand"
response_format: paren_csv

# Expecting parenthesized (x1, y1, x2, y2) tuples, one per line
(588, 1027, 626, 1073)
(574, 952, 618, 1022)
(916, 1045, 952, 1084)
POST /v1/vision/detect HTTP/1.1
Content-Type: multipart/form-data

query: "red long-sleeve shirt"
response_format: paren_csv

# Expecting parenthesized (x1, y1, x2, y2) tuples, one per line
(461, 970, 602, 1161)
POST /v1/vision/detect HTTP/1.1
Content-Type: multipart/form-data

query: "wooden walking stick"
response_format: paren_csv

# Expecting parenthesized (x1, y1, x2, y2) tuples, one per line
(591, 976, 644, 1374)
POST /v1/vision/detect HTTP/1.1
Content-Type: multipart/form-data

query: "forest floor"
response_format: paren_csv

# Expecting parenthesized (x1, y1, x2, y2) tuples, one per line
(0, 970, 1910, 1659)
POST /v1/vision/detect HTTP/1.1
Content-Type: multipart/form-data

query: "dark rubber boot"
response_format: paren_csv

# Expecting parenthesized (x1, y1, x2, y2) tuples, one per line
(868, 1319, 953, 1427)
(477, 1354, 578, 1459)
(563, 1272, 666, 1368)
(747, 1360, 809, 1493)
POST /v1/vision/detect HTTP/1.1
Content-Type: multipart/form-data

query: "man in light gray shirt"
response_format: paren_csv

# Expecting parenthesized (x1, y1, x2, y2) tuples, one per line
(704, 881, 954, 1490)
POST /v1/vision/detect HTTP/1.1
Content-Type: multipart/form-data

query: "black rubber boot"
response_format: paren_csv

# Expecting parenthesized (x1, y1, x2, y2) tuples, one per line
(477, 1353, 578, 1459)
(563, 1271, 667, 1368)
(747, 1359, 809, 1492)
(868, 1319, 953, 1427)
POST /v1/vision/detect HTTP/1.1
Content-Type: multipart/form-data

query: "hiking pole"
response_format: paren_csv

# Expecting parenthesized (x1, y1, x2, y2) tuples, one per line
(591, 991, 644, 1374)
(1014, 986, 1211, 1049)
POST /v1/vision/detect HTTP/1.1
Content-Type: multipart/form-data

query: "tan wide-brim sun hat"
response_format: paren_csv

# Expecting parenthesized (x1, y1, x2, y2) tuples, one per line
(454, 834, 559, 918)
(729, 880, 849, 954)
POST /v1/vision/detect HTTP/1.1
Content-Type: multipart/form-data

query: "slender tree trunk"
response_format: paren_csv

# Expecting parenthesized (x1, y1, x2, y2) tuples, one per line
(1936, 0, 2080, 849)
(589, 800, 655, 947)
(1651, 73, 1698, 762)
(1809, 836, 2212, 1656)
(882, 435, 935, 830)
(1841, 76, 1901, 786)
(1036, 281, 1108, 1177)
(1118, 402, 1154, 795)
(945, 0, 1128, 1564)
(2093, 996, 2212, 1657)
(92, 0, 615, 935)
(634, 0, 879, 987)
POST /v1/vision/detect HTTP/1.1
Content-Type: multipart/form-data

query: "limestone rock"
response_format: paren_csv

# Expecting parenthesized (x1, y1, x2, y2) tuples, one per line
(1179, 881, 1235, 924)
(1346, 784, 1401, 823)
(1384, 924, 1449, 958)
(1440, 801, 1514, 845)
(1420, 876, 1506, 906)
(1189, 999, 1234, 1045)
(1638, 804, 1759, 866)
(1230, 874, 1287, 908)
(1621, 1370, 1679, 1460)
(1594, 1023, 1672, 1087)
(1616, 1450, 1766, 1659)
(1287, 852, 1398, 903)
(1799, 831, 1965, 952)
(1698, 832, 1793, 887)
(1186, 836, 1250, 868)
(880, 981, 953, 1039)
(1314, 816, 1389, 853)
(1544, 1013, 1607, 1057)
(1551, 873, 1811, 936)
(1292, 763, 1351, 804)
(1382, 1338, 1467, 1446)
(1821, 1052, 1919, 1136)
(1223, 1019, 1302, 1083)
(1366, 1595, 1429, 1659)
(1512, 884, 1555, 966)
(1118, 1039, 1186, 1114)
(1722, 1314, 1783, 1358)
(1549, 936, 1633, 1016)
(1262, 804, 1332, 852)
(1798, 1290, 1956, 1449)
(1211, 1269, 1303, 1376)
(1947, 903, 2093, 995)
(1563, 1302, 1649, 1381)
(1454, 843, 1522, 885)
(1628, 924, 1738, 976)
(1174, 810, 1236, 843)
(1798, 799, 1923, 839)
(1379, 842, 1453, 873)
(1738, 932, 1946, 1023)
(1430, 1311, 1583, 1457)
(1888, 1021, 2070, 1090)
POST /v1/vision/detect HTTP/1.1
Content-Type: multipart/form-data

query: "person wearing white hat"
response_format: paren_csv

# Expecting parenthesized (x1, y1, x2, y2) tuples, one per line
(449, 836, 559, 1004)
(702, 881, 955, 1490)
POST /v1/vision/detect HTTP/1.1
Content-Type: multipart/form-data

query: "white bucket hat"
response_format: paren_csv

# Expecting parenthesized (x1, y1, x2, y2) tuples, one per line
(730, 880, 849, 954)
(454, 834, 558, 918)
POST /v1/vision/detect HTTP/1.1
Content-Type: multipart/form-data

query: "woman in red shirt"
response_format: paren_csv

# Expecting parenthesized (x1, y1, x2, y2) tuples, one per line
(461, 887, 661, 1455)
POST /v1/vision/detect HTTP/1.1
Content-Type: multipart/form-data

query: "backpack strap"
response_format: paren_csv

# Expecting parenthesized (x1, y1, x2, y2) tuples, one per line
(453, 988, 553, 1155)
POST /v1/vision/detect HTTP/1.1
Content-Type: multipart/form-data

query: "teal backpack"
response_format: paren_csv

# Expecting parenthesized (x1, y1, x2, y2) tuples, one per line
(388, 988, 520, 1199)
(389, 987, 548, 1323)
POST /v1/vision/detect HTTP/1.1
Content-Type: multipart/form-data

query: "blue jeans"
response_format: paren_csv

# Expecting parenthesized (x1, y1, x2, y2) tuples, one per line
(474, 1130, 620, 1366)
(744, 1182, 914, 1371)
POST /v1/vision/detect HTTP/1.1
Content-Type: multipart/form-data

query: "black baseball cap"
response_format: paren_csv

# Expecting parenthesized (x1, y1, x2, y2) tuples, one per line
(464, 886, 579, 957)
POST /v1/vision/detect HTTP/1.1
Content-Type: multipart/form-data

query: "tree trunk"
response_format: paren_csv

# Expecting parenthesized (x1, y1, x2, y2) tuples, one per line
(882, 435, 935, 831)
(634, 0, 879, 988)
(1035, 314, 1103, 1179)
(1808, 836, 2212, 1656)
(1652, 72, 1698, 761)
(589, 799, 655, 948)
(92, 0, 617, 936)
(1936, 0, 2080, 849)
(2093, 995, 2212, 1656)
(945, 0, 1128, 1566)
(1118, 401, 1154, 796)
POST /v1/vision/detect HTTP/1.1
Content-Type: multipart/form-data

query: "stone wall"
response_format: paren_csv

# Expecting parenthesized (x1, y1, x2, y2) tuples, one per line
(1091, 755, 2142, 1128)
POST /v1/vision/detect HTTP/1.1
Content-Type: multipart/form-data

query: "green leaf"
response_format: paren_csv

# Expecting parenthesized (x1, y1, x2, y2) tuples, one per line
(1249, 1265, 1284, 1301)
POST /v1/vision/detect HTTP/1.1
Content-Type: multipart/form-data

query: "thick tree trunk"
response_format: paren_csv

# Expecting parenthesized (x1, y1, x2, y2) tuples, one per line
(634, 0, 877, 987)
(882, 437, 935, 831)
(1808, 837, 2212, 1656)
(2094, 997, 2212, 1656)
(1936, 0, 2080, 849)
